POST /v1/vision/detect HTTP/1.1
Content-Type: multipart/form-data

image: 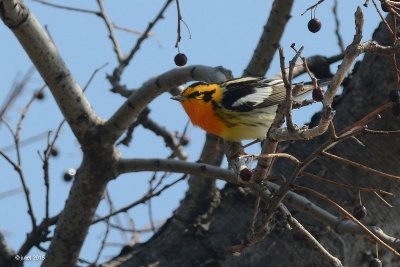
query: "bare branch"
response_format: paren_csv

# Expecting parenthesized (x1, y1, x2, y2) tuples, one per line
(0, 67, 34, 120)
(31, 0, 99, 15)
(294, 185, 400, 256)
(96, 0, 123, 61)
(322, 151, 400, 181)
(0, 231, 14, 266)
(333, 0, 345, 52)
(117, 158, 238, 184)
(138, 109, 188, 160)
(92, 175, 187, 224)
(302, 171, 394, 195)
(1, 131, 48, 152)
(0, 0, 102, 142)
(244, 0, 294, 77)
(265, 182, 400, 250)
(287, 216, 343, 267)
(109, 0, 173, 85)
(268, 7, 364, 141)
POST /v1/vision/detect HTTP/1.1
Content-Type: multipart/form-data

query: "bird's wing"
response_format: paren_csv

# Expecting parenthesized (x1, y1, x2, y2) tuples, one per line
(220, 78, 287, 112)
(220, 77, 330, 112)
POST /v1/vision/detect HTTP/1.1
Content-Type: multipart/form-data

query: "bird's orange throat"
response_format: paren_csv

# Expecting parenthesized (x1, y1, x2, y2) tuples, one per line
(181, 100, 224, 137)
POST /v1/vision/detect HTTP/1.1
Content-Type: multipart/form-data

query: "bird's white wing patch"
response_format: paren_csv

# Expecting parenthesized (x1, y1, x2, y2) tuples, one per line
(231, 86, 273, 107)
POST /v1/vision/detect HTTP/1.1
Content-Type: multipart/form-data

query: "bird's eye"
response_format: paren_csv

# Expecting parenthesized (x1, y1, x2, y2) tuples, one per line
(188, 91, 201, 98)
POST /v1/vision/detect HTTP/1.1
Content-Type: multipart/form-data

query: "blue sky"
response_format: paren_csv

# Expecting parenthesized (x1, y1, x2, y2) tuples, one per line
(0, 0, 381, 265)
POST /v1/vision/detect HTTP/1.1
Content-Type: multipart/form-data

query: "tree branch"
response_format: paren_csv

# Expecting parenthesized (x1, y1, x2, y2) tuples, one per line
(268, 6, 364, 141)
(117, 158, 238, 184)
(117, 158, 400, 251)
(0, 0, 101, 142)
(243, 0, 294, 76)
(0, 231, 14, 266)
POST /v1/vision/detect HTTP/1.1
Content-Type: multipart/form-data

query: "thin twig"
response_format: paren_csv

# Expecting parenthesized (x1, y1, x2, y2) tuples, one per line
(175, 0, 182, 48)
(147, 173, 157, 233)
(322, 151, 400, 181)
(363, 128, 400, 136)
(96, 0, 123, 61)
(288, 215, 343, 267)
(371, 0, 394, 35)
(301, 0, 326, 16)
(294, 185, 400, 257)
(83, 63, 109, 92)
(302, 172, 394, 195)
(92, 175, 187, 224)
(333, 0, 345, 52)
(374, 191, 393, 207)
(109, 0, 173, 84)
(93, 192, 113, 265)
(42, 120, 66, 220)
(240, 153, 300, 165)
(0, 68, 35, 120)
(1, 131, 48, 152)
(32, 0, 100, 15)
(250, 197, 261, 236)
(0, 187, 23, 199)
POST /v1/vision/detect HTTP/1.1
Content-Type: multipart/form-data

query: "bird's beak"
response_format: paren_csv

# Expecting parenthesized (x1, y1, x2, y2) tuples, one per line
(171, 95, 185, 101)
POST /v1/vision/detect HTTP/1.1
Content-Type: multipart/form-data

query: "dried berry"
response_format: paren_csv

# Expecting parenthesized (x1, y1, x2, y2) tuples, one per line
(34, 90, 45, 100)
(63, 169, 76, 182)
(308, 18, 321, 33)
(388, 89, 400, 103)
(174, 53, 187, 67)
(369, 258, 382, 267)
(353, 204, 367, 220)
(180, 135, 190, 146)
(392, 102, 400, 116)
(239, 168, 252, 182)
(50, 147, 59, 157)
(312, 87, 324, 102)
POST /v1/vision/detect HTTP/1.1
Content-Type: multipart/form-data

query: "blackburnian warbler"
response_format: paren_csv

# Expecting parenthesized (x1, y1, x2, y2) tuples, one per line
(172, 77, 330, 141)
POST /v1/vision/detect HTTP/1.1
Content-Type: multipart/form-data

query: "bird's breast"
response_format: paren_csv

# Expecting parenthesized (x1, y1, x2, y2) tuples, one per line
(181, 101, 225, 137)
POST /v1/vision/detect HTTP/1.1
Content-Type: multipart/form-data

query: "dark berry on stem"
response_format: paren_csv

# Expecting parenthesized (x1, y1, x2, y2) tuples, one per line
(312, 87, 324, 102)
(392, 102, 400, 116)
(388, 89, 400, 103)
(308, 18, 321, 33)
(174, 53, 187, 67)
(50, 147, 59, 157)
(180, 135, 190, 146)
(63, 169, 76, 182)
(34, 90, 45, 100)
(369, 258, 382, 267)
(239, 168, 252, 182)
(353, 204, 367, 220)
(63, 172, 73, 182)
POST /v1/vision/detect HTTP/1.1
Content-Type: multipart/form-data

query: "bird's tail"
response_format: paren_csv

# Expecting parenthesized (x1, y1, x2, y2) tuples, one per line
(293, 78, 331, 100)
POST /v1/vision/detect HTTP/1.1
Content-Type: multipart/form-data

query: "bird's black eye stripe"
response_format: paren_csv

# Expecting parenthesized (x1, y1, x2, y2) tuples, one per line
(187, 89, 216, 102)
(188, 91, 201, 98)
(202, 90, 215, 102)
